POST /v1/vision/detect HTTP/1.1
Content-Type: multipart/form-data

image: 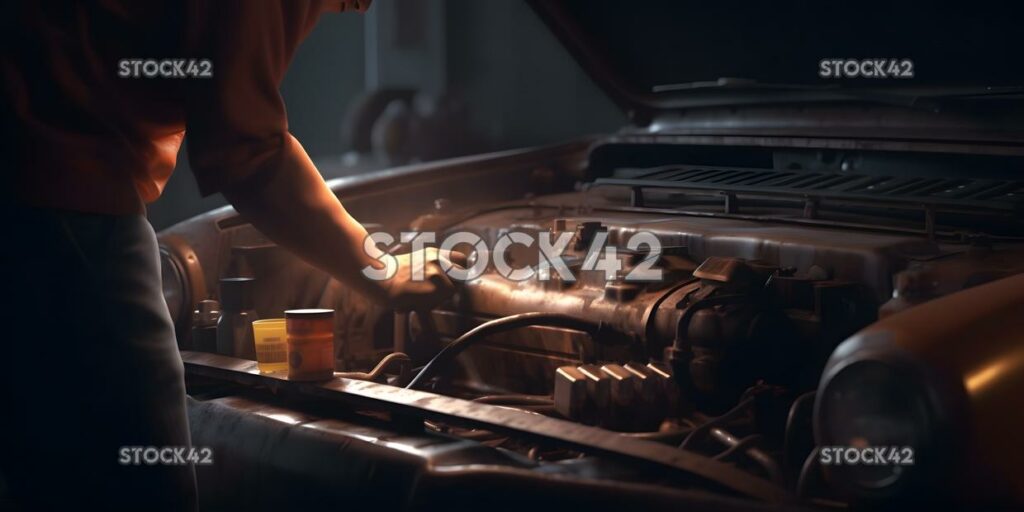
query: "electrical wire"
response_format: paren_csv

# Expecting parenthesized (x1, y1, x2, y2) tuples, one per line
(783, 391, 817, 476)
(707, 428, 783, 485)
(406, 313, 601, 390)
(621, 426, 694, 443)
(679, 397, 755, 449)
(713, 434, 764, 461)
(796, 448, 822, 501)
(335, 352, 411, 383)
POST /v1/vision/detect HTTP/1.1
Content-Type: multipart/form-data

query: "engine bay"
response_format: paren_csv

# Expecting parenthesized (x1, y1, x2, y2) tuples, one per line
(163, 141, 1024, 510)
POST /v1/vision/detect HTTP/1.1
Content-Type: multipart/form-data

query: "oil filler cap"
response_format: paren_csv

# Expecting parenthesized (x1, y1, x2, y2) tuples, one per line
(219, 277, 255, 311)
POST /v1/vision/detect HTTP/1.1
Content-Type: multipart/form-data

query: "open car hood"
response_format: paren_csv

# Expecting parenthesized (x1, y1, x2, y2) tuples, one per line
(527, 1, 1023, 119)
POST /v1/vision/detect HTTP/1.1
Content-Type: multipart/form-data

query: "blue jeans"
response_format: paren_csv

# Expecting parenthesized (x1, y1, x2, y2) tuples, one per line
(0, 206, 197, 511)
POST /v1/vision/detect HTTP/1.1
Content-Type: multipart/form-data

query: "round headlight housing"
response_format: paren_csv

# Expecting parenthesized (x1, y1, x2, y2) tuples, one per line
(816, 360, 931, 493)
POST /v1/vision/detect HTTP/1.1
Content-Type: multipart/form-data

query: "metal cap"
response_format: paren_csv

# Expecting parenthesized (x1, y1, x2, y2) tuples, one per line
(219, 277, 255, 311)
(285, 309, 335, 319)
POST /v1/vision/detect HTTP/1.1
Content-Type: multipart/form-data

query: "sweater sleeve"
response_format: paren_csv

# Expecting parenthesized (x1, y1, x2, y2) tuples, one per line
(183, 0, 369, 196)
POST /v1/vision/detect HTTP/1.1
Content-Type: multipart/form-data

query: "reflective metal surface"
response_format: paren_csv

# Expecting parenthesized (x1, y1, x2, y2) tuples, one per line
(182, 351, 791, 503)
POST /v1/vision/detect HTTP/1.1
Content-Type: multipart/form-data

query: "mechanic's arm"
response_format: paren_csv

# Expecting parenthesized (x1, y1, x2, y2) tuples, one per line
(219, 134, 456, 310)
(221, 135, 381, 298)
(184, 0, 452, 310)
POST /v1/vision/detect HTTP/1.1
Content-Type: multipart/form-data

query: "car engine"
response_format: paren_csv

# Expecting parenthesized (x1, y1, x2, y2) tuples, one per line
(162, 141, 1024, 510)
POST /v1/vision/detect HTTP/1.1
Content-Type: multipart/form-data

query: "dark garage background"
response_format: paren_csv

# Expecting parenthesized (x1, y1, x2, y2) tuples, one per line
(148, 0, 624, 230)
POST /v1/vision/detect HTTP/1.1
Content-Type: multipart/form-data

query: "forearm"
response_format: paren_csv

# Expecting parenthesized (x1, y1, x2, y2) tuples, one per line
(221, 134, 387, 303)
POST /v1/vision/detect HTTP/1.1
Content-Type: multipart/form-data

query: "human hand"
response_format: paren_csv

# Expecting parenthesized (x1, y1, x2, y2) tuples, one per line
(379, 247, 466, 312)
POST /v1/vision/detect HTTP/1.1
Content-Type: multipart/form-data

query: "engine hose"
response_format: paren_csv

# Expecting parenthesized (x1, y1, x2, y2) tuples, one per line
(783, 391, 817, 475)
(679, 396, 755, 449)
(335, 352, 412, 383)
(796, 448, 822, 501)
(405, 312, 602, 390)
(668, 294, 752, 388)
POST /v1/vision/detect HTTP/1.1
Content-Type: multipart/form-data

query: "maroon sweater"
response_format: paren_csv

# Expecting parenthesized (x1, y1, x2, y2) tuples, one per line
(4, 0, 370, 214)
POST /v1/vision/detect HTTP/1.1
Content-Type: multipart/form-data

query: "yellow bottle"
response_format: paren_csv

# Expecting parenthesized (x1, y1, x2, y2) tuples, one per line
(251, 319, 288, 374)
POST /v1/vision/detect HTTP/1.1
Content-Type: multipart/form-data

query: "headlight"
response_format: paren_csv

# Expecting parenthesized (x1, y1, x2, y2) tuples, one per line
(814, 274, 1024, 508)
(816, 357, 934, 495)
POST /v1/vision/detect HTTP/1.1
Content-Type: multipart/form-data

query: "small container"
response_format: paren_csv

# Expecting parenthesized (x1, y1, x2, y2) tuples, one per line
(217, 277, 259, 359)
(285, 309, 335, 381)
(191, 299, 221, 353)
(252, 319, 288, 374)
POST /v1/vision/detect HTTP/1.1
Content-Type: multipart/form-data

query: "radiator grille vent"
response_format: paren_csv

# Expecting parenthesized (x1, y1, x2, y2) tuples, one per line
(596, 166, 1023, 212)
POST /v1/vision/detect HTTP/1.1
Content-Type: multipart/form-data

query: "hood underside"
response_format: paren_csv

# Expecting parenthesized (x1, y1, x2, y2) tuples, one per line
(528, 0, 1024, 133)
